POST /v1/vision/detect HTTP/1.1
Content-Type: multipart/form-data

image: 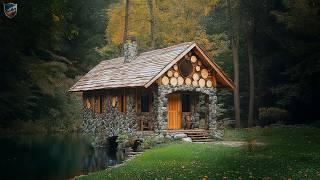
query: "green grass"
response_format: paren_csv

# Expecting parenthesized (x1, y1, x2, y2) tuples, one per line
(81, 127, 320, 179)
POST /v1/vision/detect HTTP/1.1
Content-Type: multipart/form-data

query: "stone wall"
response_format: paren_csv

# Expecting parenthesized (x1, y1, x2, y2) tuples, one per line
(83, 89, 137, 140)
(82, 88, 156, 142)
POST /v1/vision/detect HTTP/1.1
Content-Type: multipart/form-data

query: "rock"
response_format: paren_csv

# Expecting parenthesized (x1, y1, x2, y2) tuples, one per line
(174, 133, 187, 140)
(182, 137, 192, 142)
(165, 134, 173, 140)
(154, 134, 164, 143)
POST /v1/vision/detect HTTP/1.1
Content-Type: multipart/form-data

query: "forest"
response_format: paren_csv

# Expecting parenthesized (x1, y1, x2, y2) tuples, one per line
(0, 0, 319, 132)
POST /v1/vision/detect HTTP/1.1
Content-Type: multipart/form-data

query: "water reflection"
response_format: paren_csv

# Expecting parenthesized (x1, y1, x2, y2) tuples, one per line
(0, 134, 123, 180)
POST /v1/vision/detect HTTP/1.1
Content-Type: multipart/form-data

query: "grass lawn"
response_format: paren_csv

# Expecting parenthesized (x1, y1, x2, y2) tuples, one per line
(80, 127, 320, 179)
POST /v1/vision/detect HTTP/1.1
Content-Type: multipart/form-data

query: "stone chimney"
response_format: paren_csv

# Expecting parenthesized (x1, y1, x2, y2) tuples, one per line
(123, 36, 137, 63)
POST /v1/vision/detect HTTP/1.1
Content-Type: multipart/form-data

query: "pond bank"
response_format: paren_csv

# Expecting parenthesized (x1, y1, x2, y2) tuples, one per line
(0, 134, 123, 179)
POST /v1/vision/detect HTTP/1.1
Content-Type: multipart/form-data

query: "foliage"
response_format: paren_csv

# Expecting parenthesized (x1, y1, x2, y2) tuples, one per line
(0, 0, 111, 131)
(258, 107, 289, 126)
(140, 136, 157, 150)
(102, 0, 217, 55)
(81, 127, 320, 179)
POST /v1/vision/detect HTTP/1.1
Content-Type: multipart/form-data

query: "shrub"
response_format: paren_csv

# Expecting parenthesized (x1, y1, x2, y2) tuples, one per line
(258, 107, 289, 126)
(140, 136, 157, 149)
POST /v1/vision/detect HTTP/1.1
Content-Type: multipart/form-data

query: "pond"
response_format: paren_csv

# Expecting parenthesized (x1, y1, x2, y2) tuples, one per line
(0, 134, 123, 179)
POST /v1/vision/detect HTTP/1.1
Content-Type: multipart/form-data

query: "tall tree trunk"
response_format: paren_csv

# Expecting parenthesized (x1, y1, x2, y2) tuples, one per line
(227, 0, 241, 128)
(146, 0, 155, 49)
(247, 19, 255, 127)
(232, 36, 241, 128)
(123, 0, 129, 44)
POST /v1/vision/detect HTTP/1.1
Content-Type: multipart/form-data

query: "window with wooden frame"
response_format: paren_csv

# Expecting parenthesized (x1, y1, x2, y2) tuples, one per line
(90, 96, 95, 110)
(96, 95, 104, 114)
(112, 89, 126, 113)
(141, 93, 149, 112)
(182, 94, 191, 112)
(117, 92, 126, 113)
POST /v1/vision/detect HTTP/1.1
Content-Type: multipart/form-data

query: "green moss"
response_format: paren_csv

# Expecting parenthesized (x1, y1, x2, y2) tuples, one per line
(80, 127, 320, 179)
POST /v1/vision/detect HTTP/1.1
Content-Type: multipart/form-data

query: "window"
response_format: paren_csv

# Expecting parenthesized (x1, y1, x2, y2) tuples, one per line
(179, 59, 193, 77)
(112, 90, 126, 113)
(141, 93, 150, 112)
(96, 95, 104, 114)
(118, 93, 126, 113)
(111, 96, 117, 107)
(83, 97, 91, 108)
(182, 94, 191, 112)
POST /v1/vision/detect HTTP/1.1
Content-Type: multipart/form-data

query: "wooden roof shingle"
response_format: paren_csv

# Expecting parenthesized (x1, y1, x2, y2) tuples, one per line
(69, 42, 195, 92)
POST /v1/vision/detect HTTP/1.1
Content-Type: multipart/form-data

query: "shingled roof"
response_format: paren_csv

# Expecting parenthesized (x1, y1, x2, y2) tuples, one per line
(69, 42, 234, 92)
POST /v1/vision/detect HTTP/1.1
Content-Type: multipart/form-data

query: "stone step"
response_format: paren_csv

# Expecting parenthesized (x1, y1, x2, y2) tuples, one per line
(190, 137, 210, 140)
(192, 139, 215, 142)
(187, 134, 209, 137)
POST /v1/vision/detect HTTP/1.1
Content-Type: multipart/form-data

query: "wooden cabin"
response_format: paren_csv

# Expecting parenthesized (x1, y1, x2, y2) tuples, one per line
(69, 40, 234, 138)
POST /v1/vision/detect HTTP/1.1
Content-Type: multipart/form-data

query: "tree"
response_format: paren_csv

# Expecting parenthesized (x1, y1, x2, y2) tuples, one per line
(103, 0, 217, 53)
(242, 0, 257, 127)
(146, 0, 156, 49)
(247, 18, 255, 127)
(227, 0, 241, 128)
(123, 0, 129, 44)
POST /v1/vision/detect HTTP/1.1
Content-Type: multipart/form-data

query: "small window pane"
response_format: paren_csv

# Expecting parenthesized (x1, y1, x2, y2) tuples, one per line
(179, 60, 193, 77)
(141, 93, 149, 112)
(182, 94, 191, 112)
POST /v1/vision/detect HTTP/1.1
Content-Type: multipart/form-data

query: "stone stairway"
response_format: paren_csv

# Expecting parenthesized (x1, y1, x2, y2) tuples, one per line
(183, 130, 214, 143)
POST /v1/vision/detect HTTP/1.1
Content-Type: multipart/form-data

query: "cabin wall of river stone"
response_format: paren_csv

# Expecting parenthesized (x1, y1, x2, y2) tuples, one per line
(81, 85, 223, 140)
(82, 88, 156, 139)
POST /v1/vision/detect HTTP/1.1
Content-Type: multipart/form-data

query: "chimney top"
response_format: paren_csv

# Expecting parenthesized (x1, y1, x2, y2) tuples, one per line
(123, 36, 137, 63)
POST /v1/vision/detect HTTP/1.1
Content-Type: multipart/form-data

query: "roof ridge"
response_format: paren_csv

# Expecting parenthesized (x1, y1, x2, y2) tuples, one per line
(100, 41, 195, 63)
(139, 41, 195, 55)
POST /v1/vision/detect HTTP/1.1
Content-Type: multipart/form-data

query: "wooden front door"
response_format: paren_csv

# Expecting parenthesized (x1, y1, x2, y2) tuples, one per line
(167, 93, 182, 129)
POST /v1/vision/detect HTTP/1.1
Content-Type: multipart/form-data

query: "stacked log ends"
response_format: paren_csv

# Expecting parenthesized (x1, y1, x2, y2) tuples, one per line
(193, 73, 200, 81)
(192, 80, 198, 87)
(191, 56, 197, 63)
(174, 71, 179, 77)
(162, 76, 169, 85)
(196, 66, 201, 71)
(178, 76, 184, 85)
(173, 64, 178, 71)
(201, 69, 209, 79)
(185, 78, 192, 85)
(199, 78, 205, 88)
(170, 77, 177, 86)
(206, 80, 212, 88)
(160, 55, 218, 88)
